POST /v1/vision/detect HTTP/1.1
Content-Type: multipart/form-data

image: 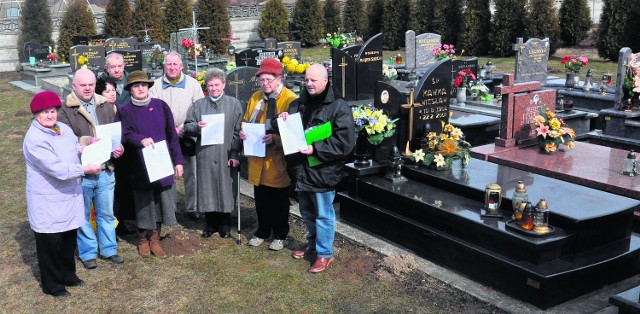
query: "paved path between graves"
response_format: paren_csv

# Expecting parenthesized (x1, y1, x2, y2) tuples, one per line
(239, 179, 635, 314)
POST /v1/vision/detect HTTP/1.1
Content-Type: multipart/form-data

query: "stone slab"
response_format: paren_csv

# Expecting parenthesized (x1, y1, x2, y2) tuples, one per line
(609, 285, 640, 314)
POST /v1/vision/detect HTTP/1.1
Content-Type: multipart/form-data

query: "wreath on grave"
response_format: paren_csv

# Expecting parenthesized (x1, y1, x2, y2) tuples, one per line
(533, 105, 576, 153)
(409, 122, 471, 170)
(623, 53, 640, 102)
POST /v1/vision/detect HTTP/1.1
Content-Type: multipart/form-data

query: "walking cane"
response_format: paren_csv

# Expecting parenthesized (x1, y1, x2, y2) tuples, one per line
(236, 167, 241, 245)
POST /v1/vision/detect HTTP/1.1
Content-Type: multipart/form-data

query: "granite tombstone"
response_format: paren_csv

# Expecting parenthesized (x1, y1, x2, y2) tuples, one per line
(331, 48, 357, 101)
(170, 30, 196, 57)
(615, 47, 633, 110)
(254, 48, 282, 66)
(235, 48, 259, 67)
(277, 41, 302, 60)
(344, 32, 358, 47)
(412, 59, 451, 139)
(514, 37, 550, 84)
(405, 30, 417, 70)
(415, 33, 441, 72)
(355, 33, 383, 100)
(451, 58, 478, 95)
(23, 42, 50, 63)
(264, 38, 277, 50)
(342, 45, 362, 60)
(69, 45, 106, 72)
(225, 66, 261, 107)
(112, 50, 142, 72)
(374, 81, 405, 160)
(138, 42, 168, 64)
(105, 37, 139, 52)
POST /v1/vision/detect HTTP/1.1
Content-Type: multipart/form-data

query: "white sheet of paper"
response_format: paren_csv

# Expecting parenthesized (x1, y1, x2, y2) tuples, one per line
(277, 113, 308, 155)
(95, 121, 122, 151)
(142, 140, 175, 183)
(201, 114, 225, 146)
(241, 122, 266, 157)
(81, 138, 111, 166)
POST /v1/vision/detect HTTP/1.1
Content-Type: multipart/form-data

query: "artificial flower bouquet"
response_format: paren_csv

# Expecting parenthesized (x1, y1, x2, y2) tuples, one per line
(382, 64, 398, 81)
(432, 44, 456, 61)
(410, 123, 471, 170)
(326, 32, 350, 49)
(352, 105, 398, 145)
(454, 69, 476, 88)
(561, 55, 588, 73)
(282, 57, 310, 74)
(623, 53, 640, 99)
(533, 105, 576, 153)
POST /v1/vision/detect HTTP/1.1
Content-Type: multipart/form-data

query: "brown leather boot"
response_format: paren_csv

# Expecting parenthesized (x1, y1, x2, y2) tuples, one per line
(149, 225, 167, 258)
(138, 230, 150, 258)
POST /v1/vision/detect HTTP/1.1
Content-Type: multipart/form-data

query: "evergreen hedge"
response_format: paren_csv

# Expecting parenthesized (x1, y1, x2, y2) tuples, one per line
(364, 0, 384, 40)
(382, 0, 410, 50)
(163, 0, 193, 42)
(343, 0, 365, 34)
(197, 0, 231, 53)
(459, 0, 491, 56)
(18, 0, 53, 62)
(324, 0, 342, 34)
(133, 0, 166, 43)
(558, 0, 591, 46)
(258, 0, 289, 42)
(293, 0, 324, 46)
(490, 0, 526, 57)
(526, 0, 560, 55)
(57, 0, 96, 64)
(104, 0, 133, 38)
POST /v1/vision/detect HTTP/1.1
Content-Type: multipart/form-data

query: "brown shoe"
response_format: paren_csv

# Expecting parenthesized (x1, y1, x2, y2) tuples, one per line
(291, 245, 315, 259)
(149, 227, 167, 258)
(308, 257, 333, 273)
(138, 231, 150, 258)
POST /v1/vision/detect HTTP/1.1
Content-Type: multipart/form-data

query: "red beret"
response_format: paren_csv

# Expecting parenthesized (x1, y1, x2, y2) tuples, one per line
(30, 90, 61, 114)
(256, 58, 283, 77)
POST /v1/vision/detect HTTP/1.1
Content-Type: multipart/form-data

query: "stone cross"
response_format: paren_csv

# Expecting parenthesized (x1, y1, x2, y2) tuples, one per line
(400, 88, 416, 156)
(227, 72, 243, 99)
(494, 74, 541, 147)
(179, 12, 210, 72)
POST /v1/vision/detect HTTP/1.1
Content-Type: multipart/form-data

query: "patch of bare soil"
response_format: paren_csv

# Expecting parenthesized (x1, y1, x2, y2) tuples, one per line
(8, 130, 24, 139)
(160, 229, 204, 257)
(374, 254, 418, 280)
(14, 110, 31, 117)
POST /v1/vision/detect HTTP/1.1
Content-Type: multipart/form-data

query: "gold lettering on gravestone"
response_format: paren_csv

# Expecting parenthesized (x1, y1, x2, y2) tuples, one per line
(116, 41, 131, 50)
(122, 54, 137, 68)
(359, 50, 382, 63)
(108, 41, 117, 52)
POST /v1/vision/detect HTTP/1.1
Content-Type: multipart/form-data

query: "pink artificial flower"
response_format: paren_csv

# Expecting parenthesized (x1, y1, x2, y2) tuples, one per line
(537, 125, 550, 138)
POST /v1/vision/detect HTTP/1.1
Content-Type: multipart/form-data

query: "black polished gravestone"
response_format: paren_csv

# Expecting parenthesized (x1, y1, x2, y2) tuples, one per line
(341, 45, 362, 60)
(451, 58, 478, 96)
(264, 38, 277, 50)
(355, 33, 383, 100)
(331, 48, 357, 101)
(138, 42, 169, 64)
(514, 37, 550, 84)
(408, 58, 452, 147)
(69, 45, 106, 72)
(255, 48, 283, 66)
(373, 81, 405, 160)
(277, 41, 301, 61)
(224, 66, 261, 107)
(23, 42, 50, 62)
(72, 34, 107, 46)
(111, 50, 142, 72)
(235, 48, 258, 67)
(105, 37, 139, 52)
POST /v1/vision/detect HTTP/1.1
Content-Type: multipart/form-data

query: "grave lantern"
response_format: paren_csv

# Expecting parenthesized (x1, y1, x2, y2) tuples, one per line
(511, 181, 528, 212)
(583, 69, 593, 92)
(533, 199, 550, 234)
(519, 202, 534, 230)
(484, 183, 502, 214)
(228, 45, 235, 56)
(556, 93, 564, 111)
(484, 60, 495, 77)
(623, 150, 637, 176)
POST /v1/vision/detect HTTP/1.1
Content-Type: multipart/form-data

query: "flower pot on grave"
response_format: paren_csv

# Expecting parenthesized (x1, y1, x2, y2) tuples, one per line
(456, 87, 467, 105)
(354, 130, 376, 167)
(573, 72, 580, 86)
(565, 73, 575, 89)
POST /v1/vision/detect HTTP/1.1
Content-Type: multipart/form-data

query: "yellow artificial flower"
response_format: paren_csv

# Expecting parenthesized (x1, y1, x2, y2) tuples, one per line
(533, 115, 546, 126)
(295, 64, 306, 74)
(374, 122, 384, 133)
(546, 110, 555, 119)
(545, 142, 557, 152)
(439, 133, 449, 140)
(428, 140, 438, 150)
(443, 124, 454, 133)
(566, 141, 575, 149)
(282, 56, 291, 65)
(549, 118, 561, 130)
(427, 132, 437, 140)
(437, 138, 459, 156)
(286, 63, 296, 73)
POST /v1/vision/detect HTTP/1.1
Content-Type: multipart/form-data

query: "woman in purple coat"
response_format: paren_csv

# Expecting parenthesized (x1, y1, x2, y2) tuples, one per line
(116, 71, 184, 258)
(24, 91, 101, 297)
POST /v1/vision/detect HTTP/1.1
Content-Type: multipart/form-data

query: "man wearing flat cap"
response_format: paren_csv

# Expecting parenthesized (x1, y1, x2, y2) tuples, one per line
(239, 58, 298, 251)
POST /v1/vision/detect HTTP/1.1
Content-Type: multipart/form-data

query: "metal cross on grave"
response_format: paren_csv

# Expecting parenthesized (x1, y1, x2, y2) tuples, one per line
(108, 41, 118, 53)
(220, 27, 240, 61)
(70, 48, 80, 70)
(138, 22, 155, 43)
(179, 12, 210, 73)
(337, 57, 348, 98)
(227, 72, 243, 99)
(400, 88, 417, 156)
(494, 74, 542, 147)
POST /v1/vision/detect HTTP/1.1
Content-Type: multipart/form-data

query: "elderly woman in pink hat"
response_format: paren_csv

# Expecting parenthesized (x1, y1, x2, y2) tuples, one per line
(23, 91, 101, 297)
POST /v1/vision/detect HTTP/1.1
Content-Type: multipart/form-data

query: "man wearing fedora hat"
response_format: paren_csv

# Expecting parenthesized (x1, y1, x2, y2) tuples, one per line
(58, 68, 125, 269)
(149, 51, 204, 221)
(240, 58, 298, 251)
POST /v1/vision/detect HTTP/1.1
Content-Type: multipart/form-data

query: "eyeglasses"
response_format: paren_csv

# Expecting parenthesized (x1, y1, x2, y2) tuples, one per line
(259, 77, 278, 84)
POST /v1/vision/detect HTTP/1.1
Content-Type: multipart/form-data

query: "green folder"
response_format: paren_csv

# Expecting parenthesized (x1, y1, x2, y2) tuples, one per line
(305, 122, 332, 167)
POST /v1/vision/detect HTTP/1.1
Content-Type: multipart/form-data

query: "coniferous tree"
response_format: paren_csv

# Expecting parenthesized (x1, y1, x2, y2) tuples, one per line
(196, 0, 231, 53)
(490, 0, 526, 57)
(364, 0, 384, 40)
(343, 0, 364, 34)
(258, 0, 289, 42)
(18, 0, 53, 61)
(104, 0, 133, 38)
(57, 0, 96, 63)
(133, 0, 166, 43)
(382, 0, 410, 50)
(597, 0, 628, 60)
(440, 2, 463, 47)
(164, 0, 193, 41)
(293, 0, 324, 46)
(458, 0, 491, 55)
(558, 0, 591, 46)
(413, 0, 438, 34)
(324, 0, 342, 34)
(526, 0, 560, 55)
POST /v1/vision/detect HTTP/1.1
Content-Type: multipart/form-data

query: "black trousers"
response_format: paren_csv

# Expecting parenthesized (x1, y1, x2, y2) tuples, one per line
(253, 185, 290, 240)
(34, 229, 80, 295)
(114, 154, 135, 222)
(204, 212, 231, 233)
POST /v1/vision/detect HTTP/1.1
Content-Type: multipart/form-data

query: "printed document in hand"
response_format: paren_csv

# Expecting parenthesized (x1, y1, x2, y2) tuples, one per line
(241, 122, 266, 157)
(81, 138, 111, 166)
(201, 113, 225, 146)
(95, 121, 122, 151)
(277, 113, 308, 155)
(142, 140, 175, 183)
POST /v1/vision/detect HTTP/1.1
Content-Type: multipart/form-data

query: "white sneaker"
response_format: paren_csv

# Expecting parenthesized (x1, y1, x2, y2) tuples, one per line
(248, 237, 264, 247)
(268, 239, 288, 251)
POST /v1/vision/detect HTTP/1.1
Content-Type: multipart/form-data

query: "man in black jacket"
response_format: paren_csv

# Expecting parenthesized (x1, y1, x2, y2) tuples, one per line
(280, 64, 355, 273)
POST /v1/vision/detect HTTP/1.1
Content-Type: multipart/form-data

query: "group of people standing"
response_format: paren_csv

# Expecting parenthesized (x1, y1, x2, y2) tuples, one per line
(23, 53, 355, 298)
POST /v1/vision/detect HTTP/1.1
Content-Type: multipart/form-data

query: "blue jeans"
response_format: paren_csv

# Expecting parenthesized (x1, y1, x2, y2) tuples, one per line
(298, 190, 336, 258)
(77, 170, 117, 261)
